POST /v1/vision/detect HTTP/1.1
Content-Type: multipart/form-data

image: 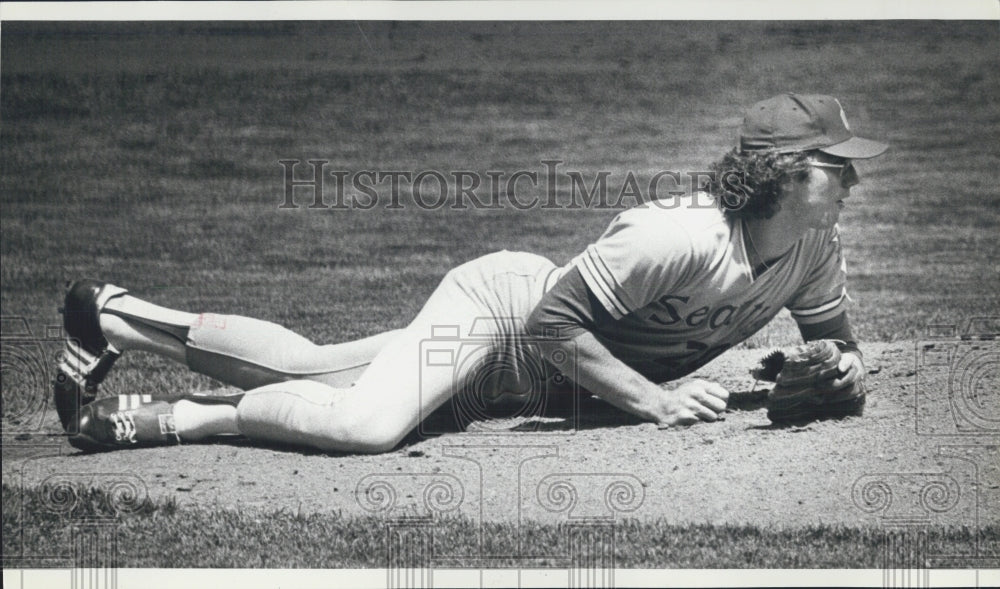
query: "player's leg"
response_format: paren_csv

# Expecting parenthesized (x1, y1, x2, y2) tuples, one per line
(63, 253, 557, 453)
(101, 297, 401, 389)
(236, 252, 560, 452)
(235, 264, 497, 453)
(58, 280, 399, 395)
(54, 280, 400, 444)
(67, 264, 496, 453)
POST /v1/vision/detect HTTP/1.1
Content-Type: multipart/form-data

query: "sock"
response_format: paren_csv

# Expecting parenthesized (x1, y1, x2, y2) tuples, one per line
(172, 399, 239, 440)
(102, 295, 199, 347)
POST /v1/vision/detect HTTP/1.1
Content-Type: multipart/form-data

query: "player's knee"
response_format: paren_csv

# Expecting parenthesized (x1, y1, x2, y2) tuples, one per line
(337, 407, 410, 454)
(277, 399, 410, 454)
(347, 429, 404, 454)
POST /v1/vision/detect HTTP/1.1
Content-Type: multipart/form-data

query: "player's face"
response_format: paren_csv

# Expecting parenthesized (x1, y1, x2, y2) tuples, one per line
(787, 153, 859, 229)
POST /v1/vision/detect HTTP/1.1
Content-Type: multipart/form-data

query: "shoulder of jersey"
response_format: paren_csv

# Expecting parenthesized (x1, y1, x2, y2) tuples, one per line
(628, 195, 730, 241)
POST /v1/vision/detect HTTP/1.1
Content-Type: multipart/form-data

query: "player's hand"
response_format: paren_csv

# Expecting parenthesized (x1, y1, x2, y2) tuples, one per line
(654, 379, 729, 428)
(818, 351, 864, 391)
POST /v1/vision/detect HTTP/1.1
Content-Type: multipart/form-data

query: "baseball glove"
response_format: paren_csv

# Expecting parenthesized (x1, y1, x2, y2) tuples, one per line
(751, 339, 866, 423)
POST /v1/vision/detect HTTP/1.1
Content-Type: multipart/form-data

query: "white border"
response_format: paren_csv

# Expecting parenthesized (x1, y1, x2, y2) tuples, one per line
(0, 0, 998, 21)
(1, 2, 996, 588)
(4, 568, 1000, 588)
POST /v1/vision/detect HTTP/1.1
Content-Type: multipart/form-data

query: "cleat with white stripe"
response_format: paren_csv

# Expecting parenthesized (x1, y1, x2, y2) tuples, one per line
(61, 279, 128, 356)
(65, 391, 245, 451)
(53, 280, 128, 431)
(69, 394, 181, 451)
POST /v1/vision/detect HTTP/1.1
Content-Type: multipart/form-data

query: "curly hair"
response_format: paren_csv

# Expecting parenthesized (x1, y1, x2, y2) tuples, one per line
(704, 149, 812, 220)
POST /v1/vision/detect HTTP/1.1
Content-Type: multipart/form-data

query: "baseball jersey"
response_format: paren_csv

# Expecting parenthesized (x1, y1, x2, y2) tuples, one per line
(568, 197, 848, 382)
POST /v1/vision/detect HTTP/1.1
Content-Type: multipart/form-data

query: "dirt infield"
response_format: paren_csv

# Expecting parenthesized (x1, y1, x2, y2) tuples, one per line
(6, 342, 996, 530)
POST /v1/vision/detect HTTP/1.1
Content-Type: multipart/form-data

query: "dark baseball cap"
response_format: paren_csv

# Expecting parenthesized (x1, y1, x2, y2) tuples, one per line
(739, 93, 888, 159)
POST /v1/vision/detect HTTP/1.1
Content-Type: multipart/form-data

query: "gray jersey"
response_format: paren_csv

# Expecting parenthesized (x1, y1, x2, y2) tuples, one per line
(566, 198, 848, 381)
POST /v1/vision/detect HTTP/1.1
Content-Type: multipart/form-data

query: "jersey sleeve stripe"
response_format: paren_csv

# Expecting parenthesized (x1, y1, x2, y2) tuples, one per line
(792, 303, 846, 325)
(789, 291, 845, 316)
(575, 250, 630, 319)
(580, 253, 629, 318)
(587, 250, 634, 316)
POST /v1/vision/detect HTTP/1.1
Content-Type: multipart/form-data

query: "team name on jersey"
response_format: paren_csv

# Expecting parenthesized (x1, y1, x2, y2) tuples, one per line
(647, 294, 772, 331)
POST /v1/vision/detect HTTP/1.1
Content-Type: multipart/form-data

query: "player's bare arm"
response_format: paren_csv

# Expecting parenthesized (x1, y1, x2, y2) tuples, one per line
(562, 330, 729, 427)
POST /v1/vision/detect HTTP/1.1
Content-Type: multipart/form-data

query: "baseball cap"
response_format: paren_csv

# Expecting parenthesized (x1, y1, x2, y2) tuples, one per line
(739, 93, 888, 159)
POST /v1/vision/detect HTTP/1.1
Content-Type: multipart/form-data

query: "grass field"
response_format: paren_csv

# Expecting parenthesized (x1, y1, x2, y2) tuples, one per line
(3, 483, 994, 568)
(2, 20, 999, 571)
(2, 22, 998, 342)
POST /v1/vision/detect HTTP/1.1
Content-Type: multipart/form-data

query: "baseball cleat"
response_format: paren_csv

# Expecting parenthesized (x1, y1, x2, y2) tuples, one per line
(68, 394, 180, 451)
(53, 280, 128, 430)
(65, 391, 245, 452)
(62, 279, 128, 356)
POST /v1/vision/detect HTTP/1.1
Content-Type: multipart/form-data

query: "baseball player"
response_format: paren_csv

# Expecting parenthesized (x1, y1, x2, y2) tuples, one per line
(55, 93, 886, 453)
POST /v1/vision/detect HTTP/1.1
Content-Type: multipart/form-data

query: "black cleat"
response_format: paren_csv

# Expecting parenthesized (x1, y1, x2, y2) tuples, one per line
(54, 280, 128, 431)
(61, 279, 128, 355)
(69, 394, 180, 451)
(67, 392, 245, 452)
